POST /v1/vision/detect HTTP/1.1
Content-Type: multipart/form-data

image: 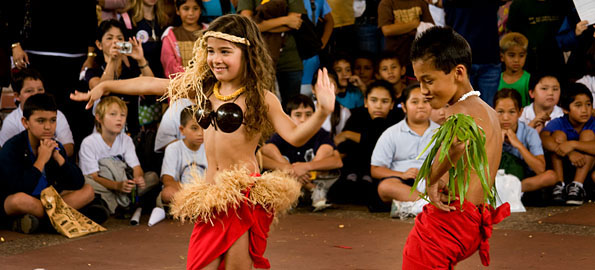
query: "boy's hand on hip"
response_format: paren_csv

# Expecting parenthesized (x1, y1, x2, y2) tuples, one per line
(427, 177, 455, 212)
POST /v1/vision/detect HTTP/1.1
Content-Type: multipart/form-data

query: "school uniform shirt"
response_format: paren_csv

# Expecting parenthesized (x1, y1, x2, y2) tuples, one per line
(161, 140, 207, 184)
(336, 86, 364, 109)
(154, 98, 194, 152)
(267, 128, 335, 163)
(543, 115, 595, 141)
(519, 103, 564, 128)
(0, 107, 73, 147)
(79, 132, 140, 175)
(370, 119, 439, 173)
(502, 120, 544, 160)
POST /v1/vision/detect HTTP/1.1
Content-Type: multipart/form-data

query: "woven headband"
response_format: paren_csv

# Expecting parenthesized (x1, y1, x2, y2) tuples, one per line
(202, 31, 251, 46)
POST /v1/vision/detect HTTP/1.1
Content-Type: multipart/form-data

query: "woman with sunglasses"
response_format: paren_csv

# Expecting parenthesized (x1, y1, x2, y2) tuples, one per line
(72, 14, 335, 270)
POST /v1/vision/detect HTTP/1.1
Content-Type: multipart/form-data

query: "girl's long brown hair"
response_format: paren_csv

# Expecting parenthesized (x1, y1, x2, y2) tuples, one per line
(130, 0, 170, 28)
(167, 14, 275, 140)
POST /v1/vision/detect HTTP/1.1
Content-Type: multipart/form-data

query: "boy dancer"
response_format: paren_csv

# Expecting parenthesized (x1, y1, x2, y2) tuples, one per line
(403, 27, 510, 269)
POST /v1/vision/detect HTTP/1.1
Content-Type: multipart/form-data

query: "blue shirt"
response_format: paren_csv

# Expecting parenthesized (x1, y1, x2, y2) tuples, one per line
(543, 115, 595, 141)
(370, 119, 439, 173)
(503, 121, 544, 160)
(336, 86, 364, 109)
(202, 0, 236, 23)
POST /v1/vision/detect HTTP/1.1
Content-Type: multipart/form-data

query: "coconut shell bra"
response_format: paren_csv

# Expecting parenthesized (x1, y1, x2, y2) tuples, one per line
(195, 94, 244, 133)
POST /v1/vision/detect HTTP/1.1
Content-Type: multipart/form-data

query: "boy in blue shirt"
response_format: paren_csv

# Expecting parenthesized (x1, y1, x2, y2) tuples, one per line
(0, 94, 105, 233)
(541, 83, 595, 205)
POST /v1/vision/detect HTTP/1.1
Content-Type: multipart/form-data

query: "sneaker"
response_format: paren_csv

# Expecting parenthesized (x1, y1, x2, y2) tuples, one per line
(390, 200, 402, 218)
(410, 199, 428, 216)
(552, 182, 565, 205)
(311, 183, 331, 212)
(12, 214, 40, 234)
(391, 200, 416, 220)
(566, 183, 586, 205)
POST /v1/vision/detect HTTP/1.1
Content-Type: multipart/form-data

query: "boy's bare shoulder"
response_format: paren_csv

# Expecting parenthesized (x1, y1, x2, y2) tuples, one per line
(450, 98, 499, 132)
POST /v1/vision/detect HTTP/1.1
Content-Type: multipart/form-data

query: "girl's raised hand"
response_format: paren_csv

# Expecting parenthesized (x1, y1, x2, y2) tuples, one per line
(315, 68, 335, 115)
(128, 37, 145, 61)
(70, 82, 108, 110)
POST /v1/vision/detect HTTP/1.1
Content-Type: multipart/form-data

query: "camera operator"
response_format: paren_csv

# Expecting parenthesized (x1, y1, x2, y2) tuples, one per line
(84, 20, 155, 137)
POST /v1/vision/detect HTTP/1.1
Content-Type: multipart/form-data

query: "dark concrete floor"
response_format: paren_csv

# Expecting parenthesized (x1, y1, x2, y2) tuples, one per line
(1, 203, 595, 269)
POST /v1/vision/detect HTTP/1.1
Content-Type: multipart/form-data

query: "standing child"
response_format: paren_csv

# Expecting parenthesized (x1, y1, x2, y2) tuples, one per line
(540, 83, 595, 205)
(371, 83, 438, 218)
(79, 97, 159, 214)
(0, 69, 74, 157)
(161, 0, 206, 78)
(498, 32, 531, 107)
(403, 27, 509, 269)
(519, 72, 564, 133)
(494, 89, 557, 195)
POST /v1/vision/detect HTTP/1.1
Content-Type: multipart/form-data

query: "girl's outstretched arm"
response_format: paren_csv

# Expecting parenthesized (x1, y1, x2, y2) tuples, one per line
(70, 77, 169, 109)
(267, 68, 335, 147)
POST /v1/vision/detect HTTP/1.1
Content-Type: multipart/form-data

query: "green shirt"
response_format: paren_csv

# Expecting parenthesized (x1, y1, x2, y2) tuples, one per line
(237, 0, 306, 72)
(498, 71, 531, 107)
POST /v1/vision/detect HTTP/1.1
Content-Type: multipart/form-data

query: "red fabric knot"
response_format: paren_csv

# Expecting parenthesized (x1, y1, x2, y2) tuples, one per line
(478, 202, 511, 266)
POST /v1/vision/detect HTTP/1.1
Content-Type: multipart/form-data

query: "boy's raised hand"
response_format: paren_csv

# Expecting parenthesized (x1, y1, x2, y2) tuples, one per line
(315, 68, 336, 115)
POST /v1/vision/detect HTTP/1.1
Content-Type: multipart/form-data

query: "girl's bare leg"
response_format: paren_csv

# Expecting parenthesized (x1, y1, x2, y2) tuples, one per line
(225, 231, 252, 270)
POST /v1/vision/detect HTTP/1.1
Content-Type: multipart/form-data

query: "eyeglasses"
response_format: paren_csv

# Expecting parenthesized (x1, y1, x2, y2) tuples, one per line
(195, 100, 244, 133)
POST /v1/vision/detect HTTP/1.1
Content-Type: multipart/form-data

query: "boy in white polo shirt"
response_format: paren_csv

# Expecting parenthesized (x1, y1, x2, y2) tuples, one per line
(370, 84, 438, 218)
(0, 68, 74, 156)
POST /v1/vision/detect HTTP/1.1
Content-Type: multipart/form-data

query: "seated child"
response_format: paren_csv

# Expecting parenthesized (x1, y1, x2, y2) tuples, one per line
(519, 72, 564, 133)
(330, 80, 401, 207)
(159, 106, 207, 205)
(376, 51, 407, 104)
(331, 53, 365, 109)
(0, 94, 104, 234)
(430, 105, 447, 125)
(312, 71, 351, 138)
(541, 83, 595, 205)
(0, 68, 74, 157)
(79, 97, 159, 214)
(154, 98, 194, 152)
(498, 32, 531, 107)
(261, 95, 342, 211)
(494, 89, 557, 195)
(353, 51, 376, 87)
(371, 83, 439, 218)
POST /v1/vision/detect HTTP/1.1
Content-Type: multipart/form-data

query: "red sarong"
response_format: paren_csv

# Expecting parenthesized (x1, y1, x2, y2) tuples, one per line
(402, 201, 510, 270)
(186, 174, 274, 270)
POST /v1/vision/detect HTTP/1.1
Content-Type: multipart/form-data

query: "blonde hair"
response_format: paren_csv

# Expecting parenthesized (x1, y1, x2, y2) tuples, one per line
(167, 14, 275, 140)
(130, 0, 170, 28)
(499, 32, 528, 53)
(95, 96, 128, 133)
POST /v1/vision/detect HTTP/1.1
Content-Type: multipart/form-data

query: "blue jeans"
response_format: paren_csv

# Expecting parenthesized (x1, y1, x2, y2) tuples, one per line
(277, 70, 303, 107)
(355, 23, 384, 54)
(470, 63, 501, 107)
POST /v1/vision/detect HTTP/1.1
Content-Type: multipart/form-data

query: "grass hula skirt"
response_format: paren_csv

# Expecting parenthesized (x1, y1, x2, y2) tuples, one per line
(170, 167, 301, 225)
(412, 113, 497, 208)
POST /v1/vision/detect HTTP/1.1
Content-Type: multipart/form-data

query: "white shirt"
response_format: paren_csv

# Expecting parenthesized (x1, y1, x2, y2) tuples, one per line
(577, 75, 595, 107)
(519, 103, 564, 127)
(314, 100, 351, 135)
(154, 98, 194, 152)
(0, 107, 74, 147)
(161, 140, 207, 184)
(79, 132, 140, 175)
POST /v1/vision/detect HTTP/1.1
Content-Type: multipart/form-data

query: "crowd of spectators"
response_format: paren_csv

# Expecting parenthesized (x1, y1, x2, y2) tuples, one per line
(1, 0, 595, 234)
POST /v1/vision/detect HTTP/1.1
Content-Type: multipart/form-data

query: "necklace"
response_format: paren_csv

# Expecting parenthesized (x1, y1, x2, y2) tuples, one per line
(213, 82, 245, 101)
(457, 90, 481, 103)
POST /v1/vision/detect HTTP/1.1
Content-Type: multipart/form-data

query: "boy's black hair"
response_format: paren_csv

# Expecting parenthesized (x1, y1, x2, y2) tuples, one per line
(410, 26, 472, 75)
(366, 80, 395, 101)
(528, 71, 560, 92)
(284, 94, 315, 115)
(23, 93, 57, 119)
(10, 68, 43, 94)
(180, 105, 195, 127)
(330, 51, 353, 68)
(560, 83, 593, 111)
(376, 50, 404, 72)
(401, 83, 421, 104)
(175, 0, 205, 10)
(493, 88, 523, 111)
